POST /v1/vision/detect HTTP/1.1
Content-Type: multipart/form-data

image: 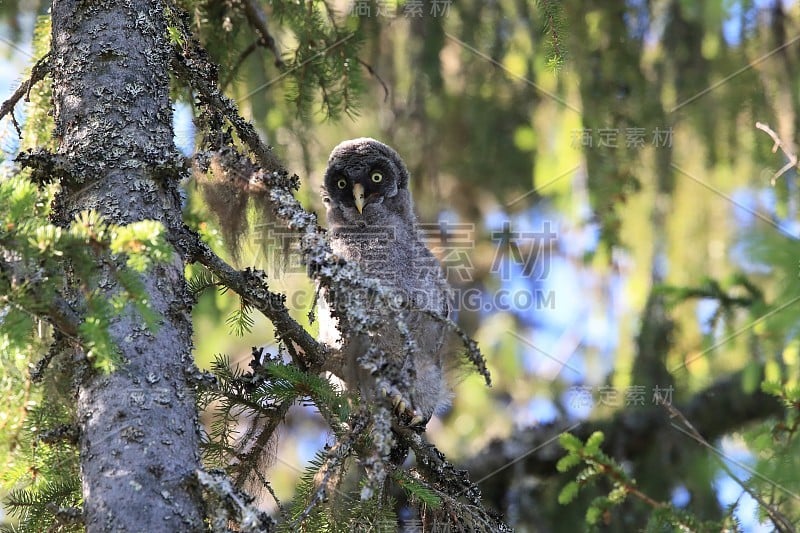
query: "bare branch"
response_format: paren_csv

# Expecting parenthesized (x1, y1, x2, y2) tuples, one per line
(357, 58, 390, 102)
(755, 121, 799, 185)
(241, 0, 286, 69)
(0, 53, 50, 126)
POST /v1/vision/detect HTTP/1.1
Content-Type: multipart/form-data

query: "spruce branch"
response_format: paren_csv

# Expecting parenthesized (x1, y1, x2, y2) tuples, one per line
(466, 363, 785, 510)
(167, 3, 502, 526)
(230, 398, 290, 490)
(289, 409, 370, 527)
(536, 0, 567, 69)
(0, 255, 80, 339)
(406, 433, 511, 532)
(219, 0, 287, 92)
(168, 5, 282, 172)
(172, 25, 492, 384)
(175, 227, 327, 370)
(555, 432, 705, 529)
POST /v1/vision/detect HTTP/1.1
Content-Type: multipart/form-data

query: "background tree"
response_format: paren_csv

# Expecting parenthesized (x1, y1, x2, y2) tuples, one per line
(1, 1, 799, 532)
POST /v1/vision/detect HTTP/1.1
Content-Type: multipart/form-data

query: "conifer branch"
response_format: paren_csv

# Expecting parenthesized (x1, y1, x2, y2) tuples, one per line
(174, 227, 327, 370)
(172, 21, 492, 385)
(289, 409, 370, 527)
(466, 364, 785, 503)
(407, 433, 512, 532)
(662, 400, 795, 533)
(169, 7, 283, 172)
(167, 3, 501, 527)
(230, 398, 291, 489)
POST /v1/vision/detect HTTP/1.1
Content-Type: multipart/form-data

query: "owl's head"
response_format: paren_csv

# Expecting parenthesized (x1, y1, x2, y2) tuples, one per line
(322, 138, 412, 224)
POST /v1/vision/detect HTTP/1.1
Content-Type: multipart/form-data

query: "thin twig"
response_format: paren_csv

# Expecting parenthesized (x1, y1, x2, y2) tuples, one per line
(221, 40, 260, 91)
(0, 53, 51, 126)
(755, 121, 799, 185)
(357, 58, 389, 102)
(241, 0, 285, 69)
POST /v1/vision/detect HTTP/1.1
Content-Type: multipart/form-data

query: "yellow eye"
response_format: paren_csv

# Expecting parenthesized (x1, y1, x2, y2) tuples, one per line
(336, 179, 347, 189)
(370, 172, 383, 183)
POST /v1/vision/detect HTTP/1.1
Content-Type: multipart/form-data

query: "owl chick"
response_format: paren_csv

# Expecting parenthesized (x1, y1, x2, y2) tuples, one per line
(317, 138, 452, 428)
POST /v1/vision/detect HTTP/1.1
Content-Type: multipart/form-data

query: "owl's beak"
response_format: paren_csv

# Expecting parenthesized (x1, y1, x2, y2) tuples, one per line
(353, 183, 365, 214)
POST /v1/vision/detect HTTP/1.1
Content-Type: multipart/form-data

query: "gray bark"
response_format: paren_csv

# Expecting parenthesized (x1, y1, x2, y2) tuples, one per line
(51, 1, 204, 530)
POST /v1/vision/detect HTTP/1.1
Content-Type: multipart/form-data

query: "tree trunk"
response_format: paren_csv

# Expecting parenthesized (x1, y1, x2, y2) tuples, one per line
(50, 1, 204, 530)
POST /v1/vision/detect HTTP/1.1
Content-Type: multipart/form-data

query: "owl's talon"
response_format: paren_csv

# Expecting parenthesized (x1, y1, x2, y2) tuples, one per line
(391, 394, 403, 407)
(397, 400, 406, 414)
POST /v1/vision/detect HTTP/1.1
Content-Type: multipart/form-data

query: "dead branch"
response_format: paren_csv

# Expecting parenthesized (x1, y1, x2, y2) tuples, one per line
(0, 53, 51, 127)
(755, 121, 799, 185)
(241, 0, 286, 69)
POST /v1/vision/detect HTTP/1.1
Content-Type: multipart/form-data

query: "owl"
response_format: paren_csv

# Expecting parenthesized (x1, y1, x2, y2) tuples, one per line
(317, 138, 452, 428)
